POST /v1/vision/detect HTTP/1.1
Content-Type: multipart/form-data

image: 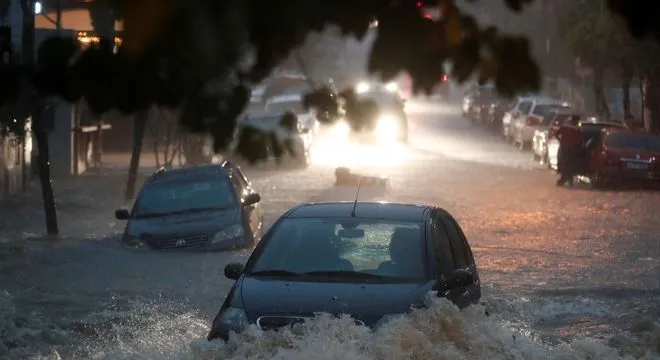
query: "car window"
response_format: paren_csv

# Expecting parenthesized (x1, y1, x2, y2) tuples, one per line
(606, 133, 660, 151)
(228, 166, 249, 195)
(133, 179, 237, 217)
(440, 215, 470, 269)
(249, 217, 426, 281)
(518, 101, 532, 114)
(265, 100, 304, 114)
(430, 216, 455, 277)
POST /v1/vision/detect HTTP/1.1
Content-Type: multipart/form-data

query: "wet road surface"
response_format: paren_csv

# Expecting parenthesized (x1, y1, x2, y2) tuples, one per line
(0, 100, 658, 359)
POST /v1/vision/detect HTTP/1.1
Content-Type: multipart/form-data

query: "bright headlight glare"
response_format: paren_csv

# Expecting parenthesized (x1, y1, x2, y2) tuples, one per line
(214, 307, 248, 333)
(334, 121, 351, 137)
(356, 82, 370, 94)
(212, 224, 244, 244)
(385, 82, 398, 92)
(376, 116, 398, 139)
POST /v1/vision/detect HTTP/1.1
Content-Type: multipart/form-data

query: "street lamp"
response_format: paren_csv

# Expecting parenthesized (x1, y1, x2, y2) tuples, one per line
(34, 1, 43, 15)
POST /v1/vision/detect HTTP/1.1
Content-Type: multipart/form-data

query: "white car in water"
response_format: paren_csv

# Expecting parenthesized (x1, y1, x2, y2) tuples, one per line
(235, 93, 318, 167)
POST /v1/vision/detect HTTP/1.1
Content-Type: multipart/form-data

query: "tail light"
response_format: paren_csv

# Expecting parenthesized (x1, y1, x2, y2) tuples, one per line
(442, 74, 448, 82)
(525, 116, 538, 125)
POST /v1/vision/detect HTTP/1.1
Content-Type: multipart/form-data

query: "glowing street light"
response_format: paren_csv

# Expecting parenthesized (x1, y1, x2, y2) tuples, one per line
(34, 1, 43, 15)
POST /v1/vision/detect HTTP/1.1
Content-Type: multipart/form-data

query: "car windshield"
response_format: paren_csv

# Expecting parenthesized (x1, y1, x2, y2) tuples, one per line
(133, 178, 237, 217)
(606, 133, 660, 151)
(248, 217, 425, 281)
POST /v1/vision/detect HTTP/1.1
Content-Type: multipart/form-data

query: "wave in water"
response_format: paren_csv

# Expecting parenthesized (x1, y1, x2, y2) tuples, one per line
(2, 291, 659, 360)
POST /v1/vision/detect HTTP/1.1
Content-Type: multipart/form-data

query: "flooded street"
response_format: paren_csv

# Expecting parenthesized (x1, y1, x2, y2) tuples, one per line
(1, 100, 659, 359)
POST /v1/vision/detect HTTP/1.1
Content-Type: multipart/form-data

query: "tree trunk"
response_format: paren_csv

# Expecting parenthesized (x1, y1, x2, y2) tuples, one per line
(32, 99, 59, 236)
(593, 64, 610, 118)
(646, 71, 660, 134)
(124, 110, 148, 200)
(21, 0, 59, 236)
(622, 76, 631, 118)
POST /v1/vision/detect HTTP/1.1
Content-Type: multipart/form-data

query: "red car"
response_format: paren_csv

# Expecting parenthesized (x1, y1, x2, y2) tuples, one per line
(580, 128, 660, 187)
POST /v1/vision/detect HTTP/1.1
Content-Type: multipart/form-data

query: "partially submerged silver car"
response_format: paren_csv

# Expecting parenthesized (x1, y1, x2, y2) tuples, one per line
(234, 93, 318, 167)
(115, 162, 263, 251)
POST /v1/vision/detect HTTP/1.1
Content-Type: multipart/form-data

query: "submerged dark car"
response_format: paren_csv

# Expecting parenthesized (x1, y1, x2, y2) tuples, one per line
(114, 162, 263, 251)
(208, 201, 481, 341)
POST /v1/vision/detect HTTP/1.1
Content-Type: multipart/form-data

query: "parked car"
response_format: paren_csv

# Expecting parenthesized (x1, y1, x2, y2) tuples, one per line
(532, 109, 582, 165)
(462, 83, 494, 118)
(501, 95, 536, 140)
(114, 162, 263, 251)
(572, 128, 660, 187)
(207, 201, 481, 341)
(546, 121, 628, 170)
(509, 98, 571, 150)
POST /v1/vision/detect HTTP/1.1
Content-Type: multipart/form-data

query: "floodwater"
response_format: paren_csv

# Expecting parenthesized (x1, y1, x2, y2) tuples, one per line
(0, 100, 658, 359)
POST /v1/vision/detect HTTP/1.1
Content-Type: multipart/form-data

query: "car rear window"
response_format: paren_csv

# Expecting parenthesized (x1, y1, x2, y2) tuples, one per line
(249, 217, 426, 281)
(606, 133, 660, 151)
(265, 100, 305, 114)
(133, 178, 237, 217)
(532, 104, 570, 117)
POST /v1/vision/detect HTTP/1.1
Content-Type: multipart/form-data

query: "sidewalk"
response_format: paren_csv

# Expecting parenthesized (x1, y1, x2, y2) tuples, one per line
(0, 152, 157, 270)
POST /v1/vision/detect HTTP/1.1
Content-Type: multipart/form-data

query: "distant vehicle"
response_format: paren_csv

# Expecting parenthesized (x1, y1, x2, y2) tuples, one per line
(208, 201, 481, 341)
(236, 93, 318, 167)
(575, 128, 660, 187)
(546, 121, 628, 170)
(114, 162, 263, 251)
(340, 81, 408, 143)
(509, 97, 571, 150)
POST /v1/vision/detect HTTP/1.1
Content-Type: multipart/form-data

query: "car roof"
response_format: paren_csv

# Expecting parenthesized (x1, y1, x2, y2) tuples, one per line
(146, 163, 231, 184)
(284, 202, 430, 221)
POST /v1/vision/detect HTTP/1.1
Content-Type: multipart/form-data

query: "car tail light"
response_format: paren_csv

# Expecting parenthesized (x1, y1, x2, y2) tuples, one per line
(417, 1, 422, 7)
(525, 116, 538, 125)
(441, 74, 448, 82)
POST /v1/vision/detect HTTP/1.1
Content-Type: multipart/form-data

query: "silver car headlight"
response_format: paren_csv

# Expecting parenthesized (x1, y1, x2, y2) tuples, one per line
(213, 307, 249, 334)
(211, 225, 244, 244)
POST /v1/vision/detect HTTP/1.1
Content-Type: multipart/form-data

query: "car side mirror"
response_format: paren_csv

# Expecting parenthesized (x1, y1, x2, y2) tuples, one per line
(224, 263, 244, 280)
(436, 269, 474, 292)
(115, 208, 130, 220)
(243, 193, 261, 206)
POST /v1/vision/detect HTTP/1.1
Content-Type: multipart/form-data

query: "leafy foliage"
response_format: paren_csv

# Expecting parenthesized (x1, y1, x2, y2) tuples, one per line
(0, 0, 582, 160)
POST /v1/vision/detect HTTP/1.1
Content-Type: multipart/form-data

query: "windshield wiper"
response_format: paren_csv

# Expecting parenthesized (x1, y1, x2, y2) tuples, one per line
(248, 269, 303, 277)
(302, 270, 386, 279)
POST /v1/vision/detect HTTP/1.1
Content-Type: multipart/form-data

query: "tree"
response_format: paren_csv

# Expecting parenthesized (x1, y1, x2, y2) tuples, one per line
(5, 0, 660, 185)
(557, 1, 629, 117)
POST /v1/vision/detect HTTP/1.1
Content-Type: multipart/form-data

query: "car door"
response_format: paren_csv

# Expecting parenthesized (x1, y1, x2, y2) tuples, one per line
(437, 211, 480, 307)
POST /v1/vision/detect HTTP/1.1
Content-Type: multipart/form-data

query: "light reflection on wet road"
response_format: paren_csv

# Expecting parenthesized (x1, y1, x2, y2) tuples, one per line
(0, 99, 658, 357)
